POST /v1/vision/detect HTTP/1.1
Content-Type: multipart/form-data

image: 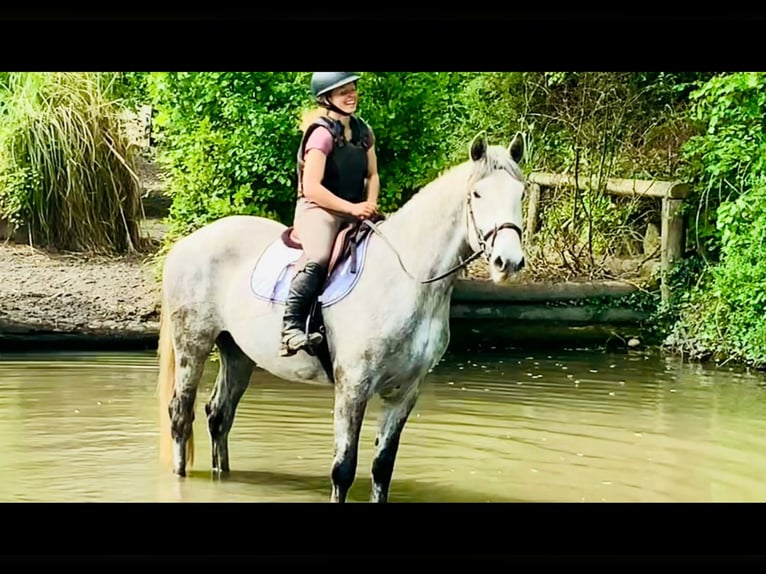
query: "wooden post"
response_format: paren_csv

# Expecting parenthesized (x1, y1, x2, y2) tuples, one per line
(528, 172, 689, 304)
(525, 183, 541, 243)
(661, 197, 685, 303)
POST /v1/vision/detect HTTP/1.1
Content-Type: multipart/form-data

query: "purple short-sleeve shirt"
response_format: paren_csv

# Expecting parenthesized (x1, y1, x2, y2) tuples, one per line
(304, 126, 334, 157)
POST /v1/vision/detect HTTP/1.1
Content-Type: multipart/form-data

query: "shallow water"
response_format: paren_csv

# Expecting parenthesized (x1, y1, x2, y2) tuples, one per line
(1, 346, 766, 502)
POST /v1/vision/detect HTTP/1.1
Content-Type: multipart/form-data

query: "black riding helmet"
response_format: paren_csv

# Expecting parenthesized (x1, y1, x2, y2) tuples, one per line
(311, 72, 359, 116)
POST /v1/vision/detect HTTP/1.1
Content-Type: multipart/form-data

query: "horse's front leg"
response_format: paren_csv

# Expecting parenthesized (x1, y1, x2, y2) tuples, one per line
(330, 379, 369, 503)
(370, 383, 420, 503)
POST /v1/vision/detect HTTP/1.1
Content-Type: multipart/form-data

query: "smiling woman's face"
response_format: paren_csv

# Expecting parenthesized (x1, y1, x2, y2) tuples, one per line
(327, 82, 358, 115)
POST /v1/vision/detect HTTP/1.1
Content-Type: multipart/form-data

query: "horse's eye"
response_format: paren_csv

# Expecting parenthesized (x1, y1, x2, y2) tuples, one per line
(472, 190, 481, 198)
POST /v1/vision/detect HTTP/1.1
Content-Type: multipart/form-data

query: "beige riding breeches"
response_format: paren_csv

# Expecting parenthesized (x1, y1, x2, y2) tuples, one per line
(292, 198, 357, 268)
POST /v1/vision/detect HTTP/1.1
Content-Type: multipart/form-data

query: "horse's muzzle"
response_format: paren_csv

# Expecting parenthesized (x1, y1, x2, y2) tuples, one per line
(491, 255, 524, 277)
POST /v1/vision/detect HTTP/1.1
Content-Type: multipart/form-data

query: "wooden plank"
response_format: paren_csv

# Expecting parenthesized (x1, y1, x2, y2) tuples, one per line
(449, 303, 649, 324)
(0, 317, 158, 338)
(449, 320, 641, 346)
(0, 318, 158, 351)
(452, 278, 639, 303)
(528, 172, 689, 199)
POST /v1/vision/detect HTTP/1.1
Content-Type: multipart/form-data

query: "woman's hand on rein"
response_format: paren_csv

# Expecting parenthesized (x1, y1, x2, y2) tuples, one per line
(350, 201, 378, 220)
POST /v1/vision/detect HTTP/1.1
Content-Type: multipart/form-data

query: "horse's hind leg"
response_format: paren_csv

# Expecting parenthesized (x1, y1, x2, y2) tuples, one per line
(205, 331, 255, 473)
(169, 328, 216, 477)
(370, 383, 420, 503)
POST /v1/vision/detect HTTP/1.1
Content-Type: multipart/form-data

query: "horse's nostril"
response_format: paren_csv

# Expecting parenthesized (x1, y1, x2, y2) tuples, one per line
(518, 257, 525, 270)
(493, 256, 506, 272)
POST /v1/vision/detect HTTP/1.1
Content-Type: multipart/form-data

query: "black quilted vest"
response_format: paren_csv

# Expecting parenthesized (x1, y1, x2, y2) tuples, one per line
(297, 115, 371, 204)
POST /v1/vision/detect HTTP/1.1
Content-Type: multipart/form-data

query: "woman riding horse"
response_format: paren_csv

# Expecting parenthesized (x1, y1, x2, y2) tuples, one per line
(280, 72, 381, 357)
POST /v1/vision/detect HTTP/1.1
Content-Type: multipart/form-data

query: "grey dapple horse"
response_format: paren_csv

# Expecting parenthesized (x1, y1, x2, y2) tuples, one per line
(157, 132, 527, 502)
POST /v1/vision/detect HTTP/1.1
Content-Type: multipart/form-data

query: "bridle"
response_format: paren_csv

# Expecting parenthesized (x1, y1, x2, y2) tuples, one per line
(362, 179, 523, 285)
(465, 187, 523, 268)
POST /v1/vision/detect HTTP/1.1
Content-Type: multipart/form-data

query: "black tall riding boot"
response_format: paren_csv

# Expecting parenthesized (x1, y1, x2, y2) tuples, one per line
(280, 261, 327, 357)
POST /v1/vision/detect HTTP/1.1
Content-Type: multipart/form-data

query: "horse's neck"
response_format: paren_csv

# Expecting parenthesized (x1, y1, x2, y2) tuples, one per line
(377, 164, 472, 292)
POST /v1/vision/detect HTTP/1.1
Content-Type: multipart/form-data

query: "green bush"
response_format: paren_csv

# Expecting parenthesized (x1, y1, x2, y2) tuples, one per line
(662, 73, 766, 367)
(356, 72, 471, 211)
(679, 72, 766, 261)
(667, 183, 766, 367)
(146, 72, 309, 240)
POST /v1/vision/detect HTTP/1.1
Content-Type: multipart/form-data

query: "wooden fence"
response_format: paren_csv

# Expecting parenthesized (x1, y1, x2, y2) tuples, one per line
(450, 172, 690, 345)
(525, 172, 689, 302)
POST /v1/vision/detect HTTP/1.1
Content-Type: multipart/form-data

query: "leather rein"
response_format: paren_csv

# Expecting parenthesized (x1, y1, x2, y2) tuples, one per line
(361, 187, 522, 285)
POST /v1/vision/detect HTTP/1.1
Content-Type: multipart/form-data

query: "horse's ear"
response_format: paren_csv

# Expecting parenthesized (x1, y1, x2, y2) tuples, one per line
(509, 132, 524, 163)
(469, 132, 488, 161)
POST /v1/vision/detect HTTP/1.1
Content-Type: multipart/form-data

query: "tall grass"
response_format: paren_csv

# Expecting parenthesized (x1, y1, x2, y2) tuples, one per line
(0, 72, 147, 253)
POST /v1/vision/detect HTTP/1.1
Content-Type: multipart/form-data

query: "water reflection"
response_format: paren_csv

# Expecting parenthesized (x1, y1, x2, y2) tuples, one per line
(1, 347, 765, 502)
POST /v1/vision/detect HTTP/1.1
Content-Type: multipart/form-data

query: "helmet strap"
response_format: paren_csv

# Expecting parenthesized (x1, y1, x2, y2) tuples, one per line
(318, 97, 352, 117)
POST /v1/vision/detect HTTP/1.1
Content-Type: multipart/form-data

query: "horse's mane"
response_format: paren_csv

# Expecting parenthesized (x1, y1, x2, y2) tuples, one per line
(384, 144, 524, 222)
(364, 142, 525, 284)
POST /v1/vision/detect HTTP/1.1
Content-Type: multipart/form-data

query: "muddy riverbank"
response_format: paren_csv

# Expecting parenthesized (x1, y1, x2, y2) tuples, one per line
(0, 239, 164, 349)
(0, 155, 169, 350)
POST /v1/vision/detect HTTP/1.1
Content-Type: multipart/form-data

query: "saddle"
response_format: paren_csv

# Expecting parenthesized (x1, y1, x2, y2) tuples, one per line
(268, 213, 384, 385)
(280, 212, 385, 281)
